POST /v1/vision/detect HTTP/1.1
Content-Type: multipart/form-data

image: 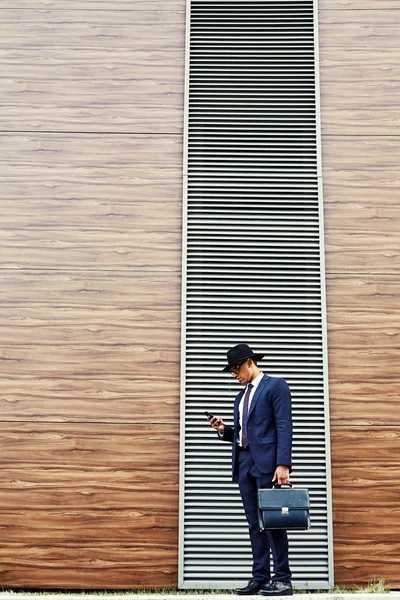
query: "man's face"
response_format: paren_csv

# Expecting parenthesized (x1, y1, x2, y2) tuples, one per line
(230, 358, 252, 385)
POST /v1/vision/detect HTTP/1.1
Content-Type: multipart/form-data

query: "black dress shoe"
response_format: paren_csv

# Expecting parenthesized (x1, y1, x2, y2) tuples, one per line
(235, 579, 265, 595)
(257, 580, 293, 596)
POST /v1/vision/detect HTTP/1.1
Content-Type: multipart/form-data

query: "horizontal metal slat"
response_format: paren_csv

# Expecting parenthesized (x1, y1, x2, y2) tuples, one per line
(181, 0, 331, 589)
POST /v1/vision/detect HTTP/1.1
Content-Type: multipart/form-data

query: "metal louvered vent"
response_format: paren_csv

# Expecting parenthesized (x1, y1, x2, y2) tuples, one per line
(179, 0, 333, 590)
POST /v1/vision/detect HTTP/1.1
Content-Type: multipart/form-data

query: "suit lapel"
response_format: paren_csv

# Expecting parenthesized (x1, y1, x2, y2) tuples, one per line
(248, 374, 269, 418)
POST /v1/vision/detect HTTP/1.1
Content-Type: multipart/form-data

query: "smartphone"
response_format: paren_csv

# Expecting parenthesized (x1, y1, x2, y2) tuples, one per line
(204, 411, 214, 419)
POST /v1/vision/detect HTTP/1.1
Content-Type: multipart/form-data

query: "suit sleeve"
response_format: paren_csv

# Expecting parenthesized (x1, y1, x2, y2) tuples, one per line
(219, 425, 234, 444)
(272, 378, 293, 470)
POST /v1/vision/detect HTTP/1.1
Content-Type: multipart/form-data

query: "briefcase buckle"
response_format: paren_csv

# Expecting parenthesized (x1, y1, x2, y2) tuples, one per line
(281, 507, 289, 516)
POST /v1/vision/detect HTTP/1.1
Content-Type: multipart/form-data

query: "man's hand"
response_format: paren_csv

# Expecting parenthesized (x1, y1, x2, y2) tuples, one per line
(207, 415, 225, 434)
(273, 465, 290, 486)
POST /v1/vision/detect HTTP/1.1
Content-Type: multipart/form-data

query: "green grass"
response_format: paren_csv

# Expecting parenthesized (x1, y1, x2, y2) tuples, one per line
(326, 579, 391, 594)
(306, 579, 391, 594)
(358, 579, 391, 594)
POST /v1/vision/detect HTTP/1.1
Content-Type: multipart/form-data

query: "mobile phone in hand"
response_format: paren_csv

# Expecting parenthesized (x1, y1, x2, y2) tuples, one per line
(204, 411, 214, 419)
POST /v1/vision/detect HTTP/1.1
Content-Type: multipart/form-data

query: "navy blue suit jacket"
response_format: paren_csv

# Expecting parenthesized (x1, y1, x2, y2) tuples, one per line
(220, 374, 293, 481)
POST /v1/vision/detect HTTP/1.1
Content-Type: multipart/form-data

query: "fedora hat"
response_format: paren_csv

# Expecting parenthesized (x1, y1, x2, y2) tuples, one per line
(222, 343, 265, 372)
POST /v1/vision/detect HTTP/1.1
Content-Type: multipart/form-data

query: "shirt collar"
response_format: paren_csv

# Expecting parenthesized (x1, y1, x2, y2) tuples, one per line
(248, 371, 264, 392)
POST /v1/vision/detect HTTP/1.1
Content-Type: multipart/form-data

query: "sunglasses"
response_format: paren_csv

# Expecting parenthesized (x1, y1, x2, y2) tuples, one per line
(229, 359, 248, 375)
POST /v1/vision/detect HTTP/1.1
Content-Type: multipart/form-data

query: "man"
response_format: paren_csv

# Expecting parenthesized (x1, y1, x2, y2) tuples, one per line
(207, 343, 293, 596)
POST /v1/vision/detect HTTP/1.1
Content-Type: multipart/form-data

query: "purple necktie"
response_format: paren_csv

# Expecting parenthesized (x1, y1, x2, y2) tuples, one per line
(241, 383, 253, 449)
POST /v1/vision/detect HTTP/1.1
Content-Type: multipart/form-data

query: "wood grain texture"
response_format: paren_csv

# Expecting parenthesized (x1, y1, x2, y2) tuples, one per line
(0, 227, 181, 271)
(0, 270, 180, 423)
(320, 3, 400, 583)
(0, 545, 178, 589)
(331, 426, 400, 468)
(320, 81, 400, 135)
(326, 275, 400, 332)
(319, 9, 400, 136)
(329, 348, 400, 383)
(330, 426, 400, 586)
(332, 538, 400, 588)
(322, 136, 400, 204)
(0, 0, 185, 589)
(326, 275, 400, 425)
(0, 133, 182, 270)
(324, 236, 400, 274)
(329, 382, 400, 426)
(319, 48, 400, 82)
(0, 422, 179, 588)
(322, 135, 399, 272)
(6, 1, 186, 7)
(320, 0, 400, 6)
(319, 10, 400, 48)
(327, 281, 400, 349)
(0, 9, 185, 133)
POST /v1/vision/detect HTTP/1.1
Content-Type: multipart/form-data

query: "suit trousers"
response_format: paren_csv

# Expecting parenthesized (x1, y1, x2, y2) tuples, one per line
(237, 449, 291, 583)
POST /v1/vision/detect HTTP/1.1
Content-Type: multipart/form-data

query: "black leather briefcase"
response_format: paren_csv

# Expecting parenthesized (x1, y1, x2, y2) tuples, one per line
(258, 485, 311, 531)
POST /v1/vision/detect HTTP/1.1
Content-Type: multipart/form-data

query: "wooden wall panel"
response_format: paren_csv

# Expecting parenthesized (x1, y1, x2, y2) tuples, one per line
(330, 427, 400, 586)
(0, 229, 180, 270)
(8, 1, 186, 7)
(0, 270, 180, 423)
(320, 81, 400, 135)
(327, 275, 400, 426)
(0, 133, 182, 270)
(0, 546, 178, 589)
(0, 423, 179, 588)
(319, 0, 400, 7)
(324, 238, 399, 274)
(320, 0, 400, 588)
(322, 136, 399, 195)
(0, 233, 180, 271)
(0, 0, 184, 590)
(319, 10, 400, 136)
(319, 11, 399, 46)
(319, 49, 400, 82)
(323, 136, 400, 271)
(0, 9, 185, 133)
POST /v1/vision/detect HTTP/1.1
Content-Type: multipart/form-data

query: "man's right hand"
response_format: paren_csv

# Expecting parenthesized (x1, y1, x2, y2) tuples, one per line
(207, 415, 225, 434)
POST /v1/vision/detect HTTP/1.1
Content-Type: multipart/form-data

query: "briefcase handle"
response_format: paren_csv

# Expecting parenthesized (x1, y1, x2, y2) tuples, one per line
(272, 483, 293, 489)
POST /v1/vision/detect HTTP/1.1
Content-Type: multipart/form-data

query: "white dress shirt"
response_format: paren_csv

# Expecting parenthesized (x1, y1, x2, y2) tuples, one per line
(238, 371, 264, 446)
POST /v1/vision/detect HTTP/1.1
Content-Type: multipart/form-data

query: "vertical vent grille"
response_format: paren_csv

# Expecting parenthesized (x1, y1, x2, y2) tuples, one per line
(180, 0, 332, 589)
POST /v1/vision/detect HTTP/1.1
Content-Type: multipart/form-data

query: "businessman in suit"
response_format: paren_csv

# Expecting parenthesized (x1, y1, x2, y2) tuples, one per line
(207, 343, 293, 596)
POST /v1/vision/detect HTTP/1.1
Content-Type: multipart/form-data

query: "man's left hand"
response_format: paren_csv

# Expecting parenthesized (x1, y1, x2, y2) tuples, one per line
(273, 465, 290, 486)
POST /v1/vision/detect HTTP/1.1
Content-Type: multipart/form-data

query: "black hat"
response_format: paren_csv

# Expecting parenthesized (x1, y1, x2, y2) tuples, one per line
(222, 343, 265, 372)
